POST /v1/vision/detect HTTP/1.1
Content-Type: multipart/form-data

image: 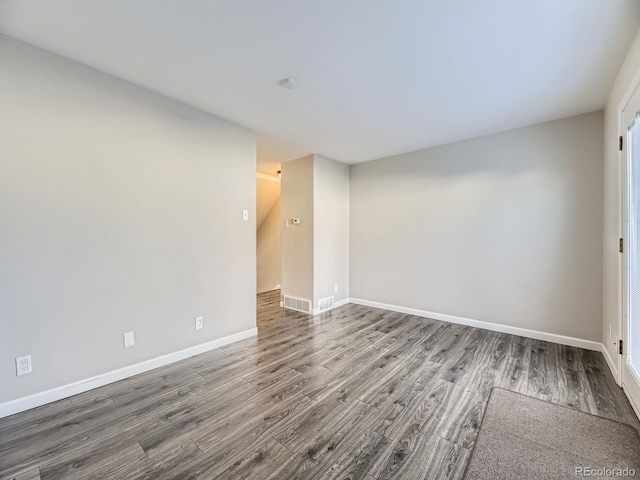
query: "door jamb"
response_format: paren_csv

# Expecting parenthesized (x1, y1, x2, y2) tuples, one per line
(617, 67, 640, 388)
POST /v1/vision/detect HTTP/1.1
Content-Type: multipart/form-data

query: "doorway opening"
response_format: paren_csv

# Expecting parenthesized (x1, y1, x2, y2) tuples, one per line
(256, 171, 281, 298)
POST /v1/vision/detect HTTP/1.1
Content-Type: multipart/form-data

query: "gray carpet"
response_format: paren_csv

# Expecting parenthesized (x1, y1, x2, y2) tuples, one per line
(464, 388, 640, 480)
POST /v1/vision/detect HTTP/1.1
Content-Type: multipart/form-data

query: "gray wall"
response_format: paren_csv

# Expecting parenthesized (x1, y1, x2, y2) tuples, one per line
(351, 112, 604, 341)
(0, 36, 257, 403)
(314, 155, 350, 305)
(281, 155, 314, 302)
(257, 197, 281, 293)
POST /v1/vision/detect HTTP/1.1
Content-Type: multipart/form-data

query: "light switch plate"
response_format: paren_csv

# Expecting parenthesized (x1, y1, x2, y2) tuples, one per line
(124, 331, 135, 348)
(195, 316, 203, 330)
(242, 210, 249, 221)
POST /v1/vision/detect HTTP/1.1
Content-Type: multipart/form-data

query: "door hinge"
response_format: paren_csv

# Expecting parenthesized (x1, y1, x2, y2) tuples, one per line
(620, 238, 624, 253)
(620, 136, 624, 151)
(619, 339, 624, 355)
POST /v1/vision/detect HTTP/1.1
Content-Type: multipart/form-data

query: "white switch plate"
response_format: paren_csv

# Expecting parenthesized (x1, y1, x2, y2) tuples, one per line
(242, 210, 249, 221)
(123, 331, 135, 348)
(195, 316, 203, 330)
(284, 219, 290, 228)
(16, 355, 32, 376)
(334, 284, 338, 293)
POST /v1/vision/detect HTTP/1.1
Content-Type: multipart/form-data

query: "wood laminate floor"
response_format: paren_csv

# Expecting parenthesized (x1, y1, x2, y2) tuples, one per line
(1, 290, 639, 480)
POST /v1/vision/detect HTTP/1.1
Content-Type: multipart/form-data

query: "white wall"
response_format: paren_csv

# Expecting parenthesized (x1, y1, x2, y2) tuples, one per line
(281, 155, 314, 302)
(280, 154, 350, 309)
(603, 32, 640, 365)
(0, 36, 257, 404)
(314, 155, 350, 305)
(257, 197, 281, 293)
(351, 112, 604, 341)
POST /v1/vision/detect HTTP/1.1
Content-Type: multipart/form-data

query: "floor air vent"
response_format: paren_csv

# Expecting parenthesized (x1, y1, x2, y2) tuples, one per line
(317, 296, 334, 313)
(283, 295, 312, 314)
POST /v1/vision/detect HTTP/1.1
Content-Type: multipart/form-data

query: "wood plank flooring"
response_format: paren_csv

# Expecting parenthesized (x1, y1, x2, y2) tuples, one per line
(1, 289, 639, 479)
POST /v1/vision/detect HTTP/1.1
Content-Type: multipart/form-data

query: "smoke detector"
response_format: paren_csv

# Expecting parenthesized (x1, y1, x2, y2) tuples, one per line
(279, 77, 296, 89)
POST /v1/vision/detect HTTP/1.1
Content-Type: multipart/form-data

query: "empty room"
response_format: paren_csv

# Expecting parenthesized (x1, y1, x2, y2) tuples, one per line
(2, 1, 640, 479)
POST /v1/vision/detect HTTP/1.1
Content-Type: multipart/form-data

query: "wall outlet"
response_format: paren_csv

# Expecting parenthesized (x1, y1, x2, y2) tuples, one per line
(16, 355, 32, 376)
(195, 316, 203, 330)
(334, 284, 338, 293)
(123, 331, 135, 348)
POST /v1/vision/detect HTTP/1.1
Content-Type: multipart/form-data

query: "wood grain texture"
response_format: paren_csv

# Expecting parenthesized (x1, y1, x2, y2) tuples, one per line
(1, 289, 638, 480)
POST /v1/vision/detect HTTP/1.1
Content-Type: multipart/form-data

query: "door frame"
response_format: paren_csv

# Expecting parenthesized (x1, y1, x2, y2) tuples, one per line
(618, 69, 640, 418)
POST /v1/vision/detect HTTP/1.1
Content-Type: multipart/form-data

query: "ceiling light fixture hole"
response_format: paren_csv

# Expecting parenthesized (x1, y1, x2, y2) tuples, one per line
(279, 77, 296, 89)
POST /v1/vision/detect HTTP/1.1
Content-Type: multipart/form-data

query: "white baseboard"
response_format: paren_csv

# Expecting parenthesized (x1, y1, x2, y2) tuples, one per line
(349, 298, 601, 351)
(601, 345, 639, 422)
(0, 327, 258, 419)
(627, 386, 640, 421)
(336, 298, 632, 414)
(333, 298, 350, 309)
(600, 343, 620, 383)
(258, 287, 279, 294)
(0, 298, 617, 419)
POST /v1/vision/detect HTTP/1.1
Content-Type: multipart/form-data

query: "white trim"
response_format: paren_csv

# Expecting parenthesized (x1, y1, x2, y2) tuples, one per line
(333, 298, 350, 309)
(333, 298, 636, 418)
(617, 99, 627, 386)
(614, 70, 640, 385)
(257, 286, 280, 294)
(601, 343, 620, 380)
(0, 327, 258, 419)
(627, 385, 640, 421)
(349, 298, 601, 351)
(256, 172, 280, 182)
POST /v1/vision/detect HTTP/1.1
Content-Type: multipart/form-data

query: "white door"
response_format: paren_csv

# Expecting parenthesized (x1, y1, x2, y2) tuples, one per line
(622, 85, 640, 416)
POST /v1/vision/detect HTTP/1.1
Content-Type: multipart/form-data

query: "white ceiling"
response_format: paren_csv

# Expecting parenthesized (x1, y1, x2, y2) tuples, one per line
(1, 1, 639, 170)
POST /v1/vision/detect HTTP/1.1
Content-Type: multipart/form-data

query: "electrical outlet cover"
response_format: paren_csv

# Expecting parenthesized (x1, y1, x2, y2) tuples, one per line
(123, 331, 135, 348)
(195, 316, 203, 330)
(16, 355, 32, 376)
